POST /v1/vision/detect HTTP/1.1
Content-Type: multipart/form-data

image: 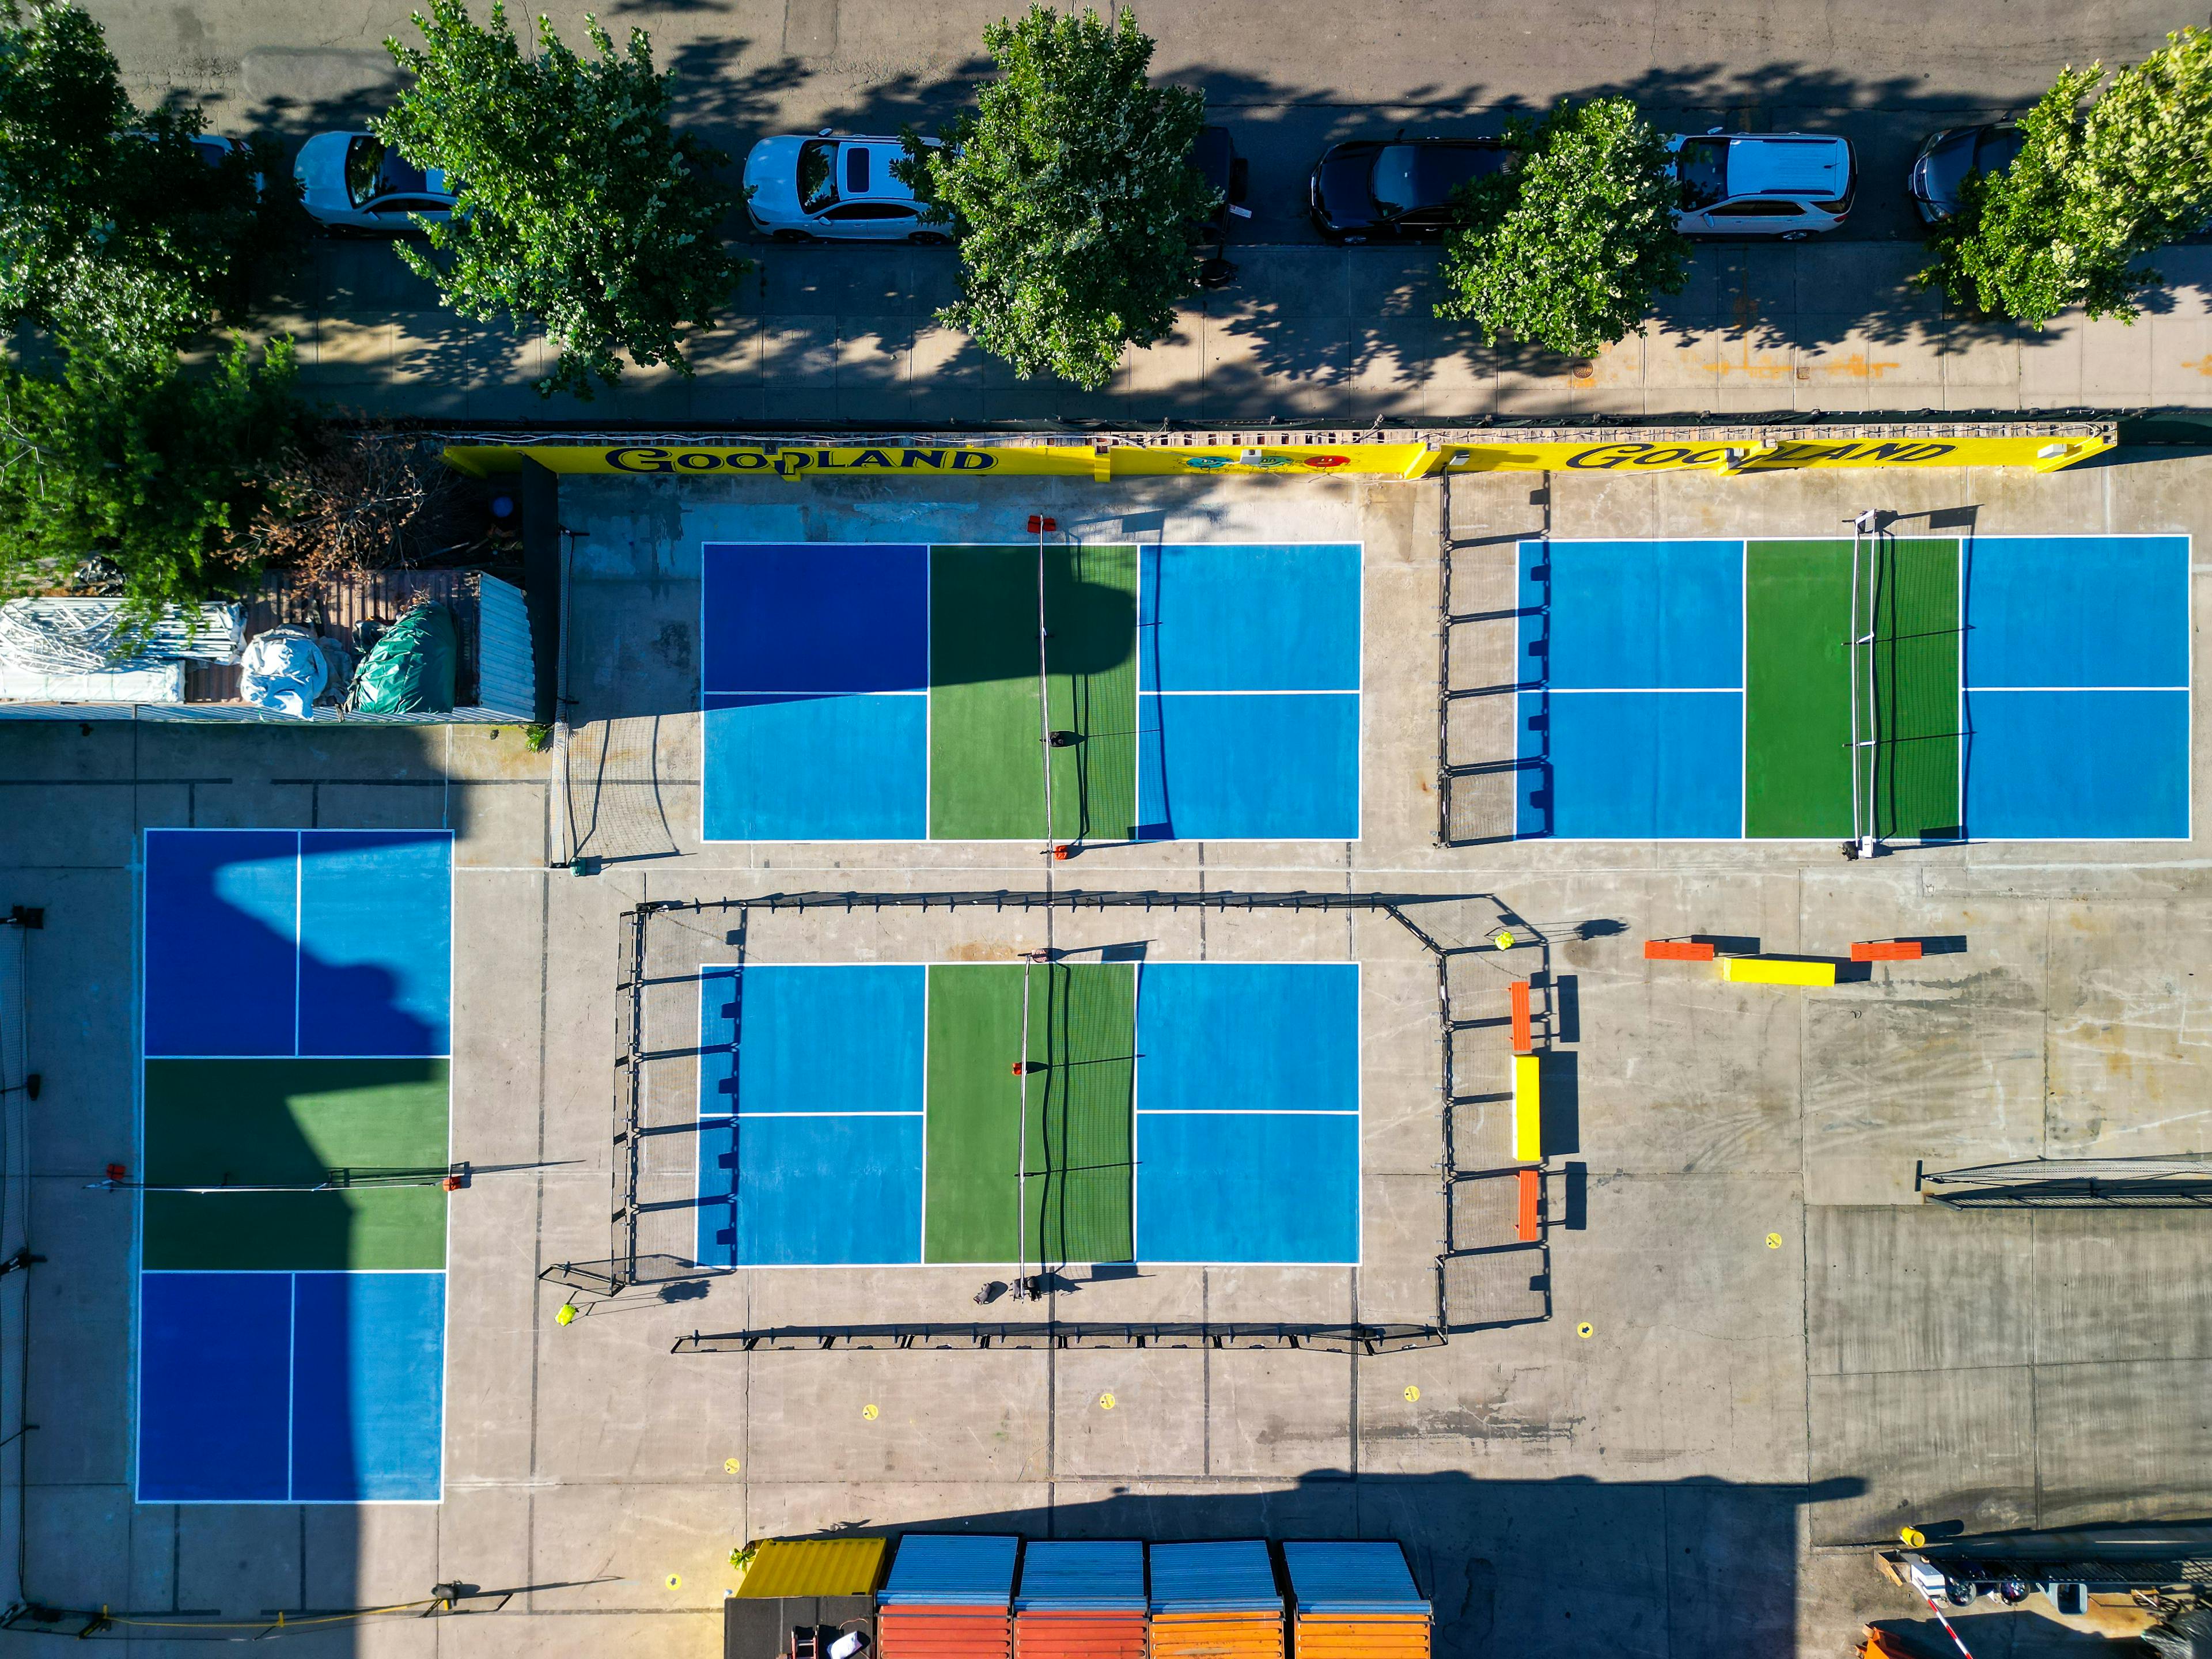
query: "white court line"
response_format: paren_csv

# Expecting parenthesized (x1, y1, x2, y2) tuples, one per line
(1962, 685, 2187, 692)
(711, 1111, 925, 1119)
(1541, 686, 1744, 694)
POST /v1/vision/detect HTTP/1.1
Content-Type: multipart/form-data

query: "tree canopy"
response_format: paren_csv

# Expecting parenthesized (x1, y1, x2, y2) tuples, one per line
(1916, 27, 2212, 325)
(378, 0, 749, 399)
(0, 0, 301, 364)
(899, 5, 1211, 391)
(1434, 96, 1690, 358)
(0, 336, 306, 619)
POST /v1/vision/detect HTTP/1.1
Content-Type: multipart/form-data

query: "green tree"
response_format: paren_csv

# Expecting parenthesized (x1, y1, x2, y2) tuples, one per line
(0, 336, 306, 619)
(1917, 28, 2212, 325)
(899, 6, 1210, 391)
(1435, 96, 1690, 359)
(378, 0, 749, 400)
(0, 1, 302, 363)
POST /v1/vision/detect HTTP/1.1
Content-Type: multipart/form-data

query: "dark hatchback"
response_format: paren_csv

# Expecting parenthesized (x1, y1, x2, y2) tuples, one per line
(1308, 137, 1509, 242)
(1907, 122, 2025, 223)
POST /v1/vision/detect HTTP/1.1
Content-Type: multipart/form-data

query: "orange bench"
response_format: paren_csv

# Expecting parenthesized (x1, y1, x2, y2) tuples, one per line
(1850, 940, 1923, 961)
(1645, 940, 1716, 961)
(1509, 980, 1532, 1052)
(1516, 1168, 1541, 1241)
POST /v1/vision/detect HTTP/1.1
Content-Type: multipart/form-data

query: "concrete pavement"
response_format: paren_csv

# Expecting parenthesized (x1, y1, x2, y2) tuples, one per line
(5, 458, 2211, 1656)
(280, 237, 2212, 424)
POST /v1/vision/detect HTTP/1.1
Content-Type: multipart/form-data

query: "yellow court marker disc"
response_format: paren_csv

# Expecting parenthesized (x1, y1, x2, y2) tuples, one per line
(1099, 1392, 1116, 1410)
(1403, 1385, 1421, 1402)
(665, 1574, 681, 1590)
(1494, 931, 1516, 950)
(724, 1457, 741, 1474)
(861, 1403, 879, 1421)
(1576, 1322, 1594, 1339)
(1766, 1232, 1782, 1249)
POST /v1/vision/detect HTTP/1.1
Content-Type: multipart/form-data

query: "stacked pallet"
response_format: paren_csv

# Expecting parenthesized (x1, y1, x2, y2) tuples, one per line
(1282, 1542, 1432, 1659)
(1146, 1541, 1283, 1658)
(878, 1535, 1021, 1659)
(1013, 1541, 1148, 1659)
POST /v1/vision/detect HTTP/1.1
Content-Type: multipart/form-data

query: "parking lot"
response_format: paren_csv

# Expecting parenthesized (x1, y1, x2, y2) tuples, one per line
(3, 452, 2211, 1654)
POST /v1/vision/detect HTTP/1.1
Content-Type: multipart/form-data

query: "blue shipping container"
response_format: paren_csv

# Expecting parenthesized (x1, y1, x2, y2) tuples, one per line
(1014, 1540, 1147, 1611)
(1282, 1543, 1430, 1614)
(1148, 1541, 1281, 1612)
(879, 1535, 1021, 1607)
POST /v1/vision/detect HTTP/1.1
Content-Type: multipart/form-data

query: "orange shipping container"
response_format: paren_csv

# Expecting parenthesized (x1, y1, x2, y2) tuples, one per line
(1014, 1611, 1148, 1659)
(1150, 1610, 1284, 1658)
(1291, 1613, 1431, 1659)
(882, 1608, 1014, 1659)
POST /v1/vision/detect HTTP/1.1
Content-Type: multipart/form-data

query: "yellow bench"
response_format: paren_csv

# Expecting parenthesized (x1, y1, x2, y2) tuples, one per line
(1512, 1053, 1543, 1162)
(1724, 957, 1837, 987)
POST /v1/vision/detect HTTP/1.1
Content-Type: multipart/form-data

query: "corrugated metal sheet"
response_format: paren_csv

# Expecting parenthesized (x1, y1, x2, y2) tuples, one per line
(0, 662, 184, 703)
(1147, 1543, 1278, 1613)
(1149, 1612, 1283, 1658)
(1281, 1544, 1428, 1615)
(880, 1608, 1013, 1658)
(881, 1535, 1022, 1606)
(473, 574, 535, 719)
(1012, 1610, 1146, 1658)
(1289, 1615, 1430, 1658)
(1015, 1542, 1146, 1611)
(734, 1537, 889, 1598)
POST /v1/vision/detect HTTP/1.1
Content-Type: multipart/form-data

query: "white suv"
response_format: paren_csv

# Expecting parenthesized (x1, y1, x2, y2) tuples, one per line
(1666, 131, 1856, 239)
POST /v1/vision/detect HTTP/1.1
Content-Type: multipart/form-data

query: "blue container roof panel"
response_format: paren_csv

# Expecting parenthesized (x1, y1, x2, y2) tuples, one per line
(1013, 1540, 1147, 1611)
(1283, 1542, 1430, 1615)
(878, 1535, 1021, 1607)
(1148, 1541, 1281, 1612)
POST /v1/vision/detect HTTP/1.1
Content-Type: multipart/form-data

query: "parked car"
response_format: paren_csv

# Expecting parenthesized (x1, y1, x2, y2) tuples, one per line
(1908, 122, 2025, 223)
(294, 132, 456, 233)
(1666, 131, 1856, 239)
(743, 132, 948, 243)
(126, 128, 265, 194)
(1308, 135, 1509, 243)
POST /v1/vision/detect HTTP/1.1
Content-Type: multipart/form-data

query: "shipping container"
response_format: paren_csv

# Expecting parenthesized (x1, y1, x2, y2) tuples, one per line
(1280, 1543, 1427, 1614)
(1147, 1543, 1279, 1613)
(1015, 1542, 1147, 1612)
(1283, 1543, 1430, 1659)
(882, 1536, 1024, 1607)
(1014, 1543, 1146, 1659)
(880, 1535, 1022, 1659)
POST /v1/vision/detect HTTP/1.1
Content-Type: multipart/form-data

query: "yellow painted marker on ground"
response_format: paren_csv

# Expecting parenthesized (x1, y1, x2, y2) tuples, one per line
(1724, 957, 1838, 987)
(1512, 1053, 1543, 1162)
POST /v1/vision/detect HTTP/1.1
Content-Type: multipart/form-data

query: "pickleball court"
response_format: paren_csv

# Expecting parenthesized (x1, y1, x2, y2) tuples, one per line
(694, 960, 1362, 1268)
(1514, 533, 2190, 841)
(136, 829, 451, 1502)
(700, 539, 1363, 842)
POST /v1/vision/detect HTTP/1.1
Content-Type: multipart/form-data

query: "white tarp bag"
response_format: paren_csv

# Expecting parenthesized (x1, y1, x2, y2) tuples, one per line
(237, 625, 328, 718)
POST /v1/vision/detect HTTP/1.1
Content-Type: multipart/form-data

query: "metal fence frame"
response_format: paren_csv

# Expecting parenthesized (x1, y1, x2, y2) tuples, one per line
(552, 888, 1554, 1351)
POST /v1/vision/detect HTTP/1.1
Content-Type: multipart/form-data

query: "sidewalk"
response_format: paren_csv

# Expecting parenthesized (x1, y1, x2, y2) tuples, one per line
(287, 238, 2212, 426)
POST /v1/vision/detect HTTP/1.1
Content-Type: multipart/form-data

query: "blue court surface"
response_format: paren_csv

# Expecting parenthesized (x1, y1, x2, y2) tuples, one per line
(1516, 535, 2190, 840)
(700, 540, 1361, 842)
(1138, 542, 1362, 840)
(1960, 537, 2191, 839)
(694, 961, 1361, 1267)
(143, 830, 453, 1058)
(138, 829, 450, 1503)
(138, 1271, 446, 1502)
